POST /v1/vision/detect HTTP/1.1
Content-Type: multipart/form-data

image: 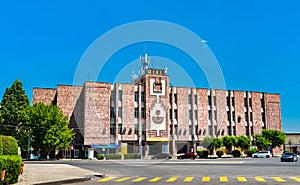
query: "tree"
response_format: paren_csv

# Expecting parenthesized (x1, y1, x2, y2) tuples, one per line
(235, 135, 251, 153)
(254, 134, 270, 151)
(261, 129, 286, 154)
(20, 103, 74, 157)
(0, 79, 29, 138)
(213, 137, 223, 150)
(222, 135, 235, 153)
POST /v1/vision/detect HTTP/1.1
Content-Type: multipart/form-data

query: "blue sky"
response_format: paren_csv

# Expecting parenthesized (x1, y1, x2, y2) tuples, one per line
(0, 1, 300, 132)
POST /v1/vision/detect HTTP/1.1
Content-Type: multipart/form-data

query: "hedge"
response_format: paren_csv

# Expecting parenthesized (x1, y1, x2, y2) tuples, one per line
(124, 153, 141, 159)
(96, 154, 104, 160)
(0, 155, 22, 185)
(246, 148, 258, 157)
(197, 150, 209, 158)
(105, 154, 122, 160)
(232, 150, 241, 157)
(216, 151, 224, 158)
(0, 136, 18, 155)
(0, 137, 3, 155)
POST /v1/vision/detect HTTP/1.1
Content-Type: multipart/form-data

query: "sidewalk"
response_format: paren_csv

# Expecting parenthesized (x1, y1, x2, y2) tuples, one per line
(15, 162, 104, 185)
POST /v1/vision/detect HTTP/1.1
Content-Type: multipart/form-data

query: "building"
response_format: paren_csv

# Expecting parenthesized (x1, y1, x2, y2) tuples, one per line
(284, 133, 300, 154)
(33, 55, 282, 158)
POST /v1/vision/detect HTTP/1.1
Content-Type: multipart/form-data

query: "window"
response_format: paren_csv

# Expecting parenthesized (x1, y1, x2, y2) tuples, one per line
(213, 96, 216, 106)
(169, 109, 172, 119)
(194, 110, 198, 120)
(208, 110, 212, 121)
(209, 125, 213, 136)
(110, 107, 115, 118)
(188, 94, 192, 104)
(134, 91, 139, 102)
(135, 108, 139, 118)
(227, 111, 231, 122)
(134, 123, 138, 135)
(189, 125, 192, 135)
(189, 110, 192, 120)
(249, 98, 252, 107)
(118, 90, 122, 101)
(232, 97, 235, 106)
(244, 98, 248, 108)
(251, 126, 254, 135)
(214, 110, 217, 121)
(232, 111, 235, 121)
(208, 95, 211, 105)
(226, 96, 230, 106)
(169, 93, 172, 104)
(141, 107, 146, 119)
(195, 125, 198, 135)
(118, 123, 122, 134)
(227, 126, 232, 135)
(111, 90, 115, 101)
(170, 124, 173, 134)
(194, 94, 197, 105)
(174, 109, 178, 120)
(214, 125, 218, 136)
(233, 126, 236, 136)
(174, 94, 177, 104)
(141, 92, 145, 102)
(175, 125, 178, 135)
(110, 123, 116, 135)
(245, 126, 249, 136)
(245, 112, 248, 122)
(118, 107, 122, 118)
(250, 112, 253, 122)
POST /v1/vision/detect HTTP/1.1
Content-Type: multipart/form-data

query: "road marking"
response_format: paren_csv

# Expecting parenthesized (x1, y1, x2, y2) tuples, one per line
(149, 177, 162, 182)
(254, 176, 266, 182)
(115, 177, 130, 182)
(273, 177, 286, 182)
(237, 176, 247, 182)
(291, 177, 300, 182)
(132, 177, 146, 182)
(220, 176, 228, 182)
(183, 176, 194, 182)
(202, 176, 210, 182)
(98, 177, 115, 182)
(166, 176, 178, 182)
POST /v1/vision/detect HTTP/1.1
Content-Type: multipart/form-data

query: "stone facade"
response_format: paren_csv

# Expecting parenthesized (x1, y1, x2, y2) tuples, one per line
(33, 69, 282, 155)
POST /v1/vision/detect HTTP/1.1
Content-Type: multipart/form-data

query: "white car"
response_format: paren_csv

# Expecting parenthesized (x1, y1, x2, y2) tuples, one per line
(252, 151, 272, 158)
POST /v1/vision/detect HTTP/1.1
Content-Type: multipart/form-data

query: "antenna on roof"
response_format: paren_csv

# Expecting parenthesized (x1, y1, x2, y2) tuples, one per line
(140, 53, 150, 76)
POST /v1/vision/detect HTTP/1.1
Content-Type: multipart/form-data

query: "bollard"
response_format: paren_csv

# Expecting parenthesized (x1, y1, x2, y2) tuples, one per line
(20, 161, 25, 175)
(1, 169, 6, 183)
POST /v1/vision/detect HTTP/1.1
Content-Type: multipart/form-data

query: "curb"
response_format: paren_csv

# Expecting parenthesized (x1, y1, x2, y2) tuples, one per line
(32, 174, 105, 185)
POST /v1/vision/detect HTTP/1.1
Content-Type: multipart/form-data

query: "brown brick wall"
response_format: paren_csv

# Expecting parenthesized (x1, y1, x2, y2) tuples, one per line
(177, 87, 189, 141)
(265, 93, 281, 131)
(234, 91, 245, 136)
(251, 92, 262, 133)
(121, 83, 136, 141)
(196, 88, 208, 141)
(57, 85, 83, 120)
(216, 90, 227, 137)
(83, 82, 111, 145)
(32, 88, 57, 105)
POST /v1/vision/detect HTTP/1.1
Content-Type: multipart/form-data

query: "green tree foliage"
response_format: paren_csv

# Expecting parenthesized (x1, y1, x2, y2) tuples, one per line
(0, 79, 29, 138)
(201, 136, 215, 154)
(222, 135, 235, 152)
(235, 135, 251, 152)
(261, 129, 286, 150)
(20, 103, 74, 156)
(254, 134, 271, 151)
(213, 137, 223, 150)
(0, 136, 3, 155)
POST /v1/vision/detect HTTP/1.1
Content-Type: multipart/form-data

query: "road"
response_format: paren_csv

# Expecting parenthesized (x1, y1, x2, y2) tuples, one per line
(54, 157, 300, 185)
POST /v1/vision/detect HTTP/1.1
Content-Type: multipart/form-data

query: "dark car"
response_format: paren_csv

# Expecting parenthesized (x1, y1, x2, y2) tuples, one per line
(281, 152, 298, 162)
(151, 153, 172, 160)
(177, 152, 198, 160)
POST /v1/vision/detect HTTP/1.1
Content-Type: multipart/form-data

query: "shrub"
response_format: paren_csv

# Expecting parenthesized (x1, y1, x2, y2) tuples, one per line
(96, 154, 105, 160)
(0, 155, 22, 184)
(0, 136, 18, 155)
(197, 150, 209, 158)
(0, 137, 3, 155)
(105, 154, 122, 160)
(124, 153, 141, 159)
(232, 150, 241, 157)
(246, 148, 258, 157)
(216, 151, 224, 158)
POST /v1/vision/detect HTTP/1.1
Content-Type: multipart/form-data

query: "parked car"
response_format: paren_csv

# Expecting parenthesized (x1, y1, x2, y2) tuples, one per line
(281, 152, 298, 162)
(252, 151, 272, 158)
(177, 152, 198, 159)
(151, 153, 172, 160)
